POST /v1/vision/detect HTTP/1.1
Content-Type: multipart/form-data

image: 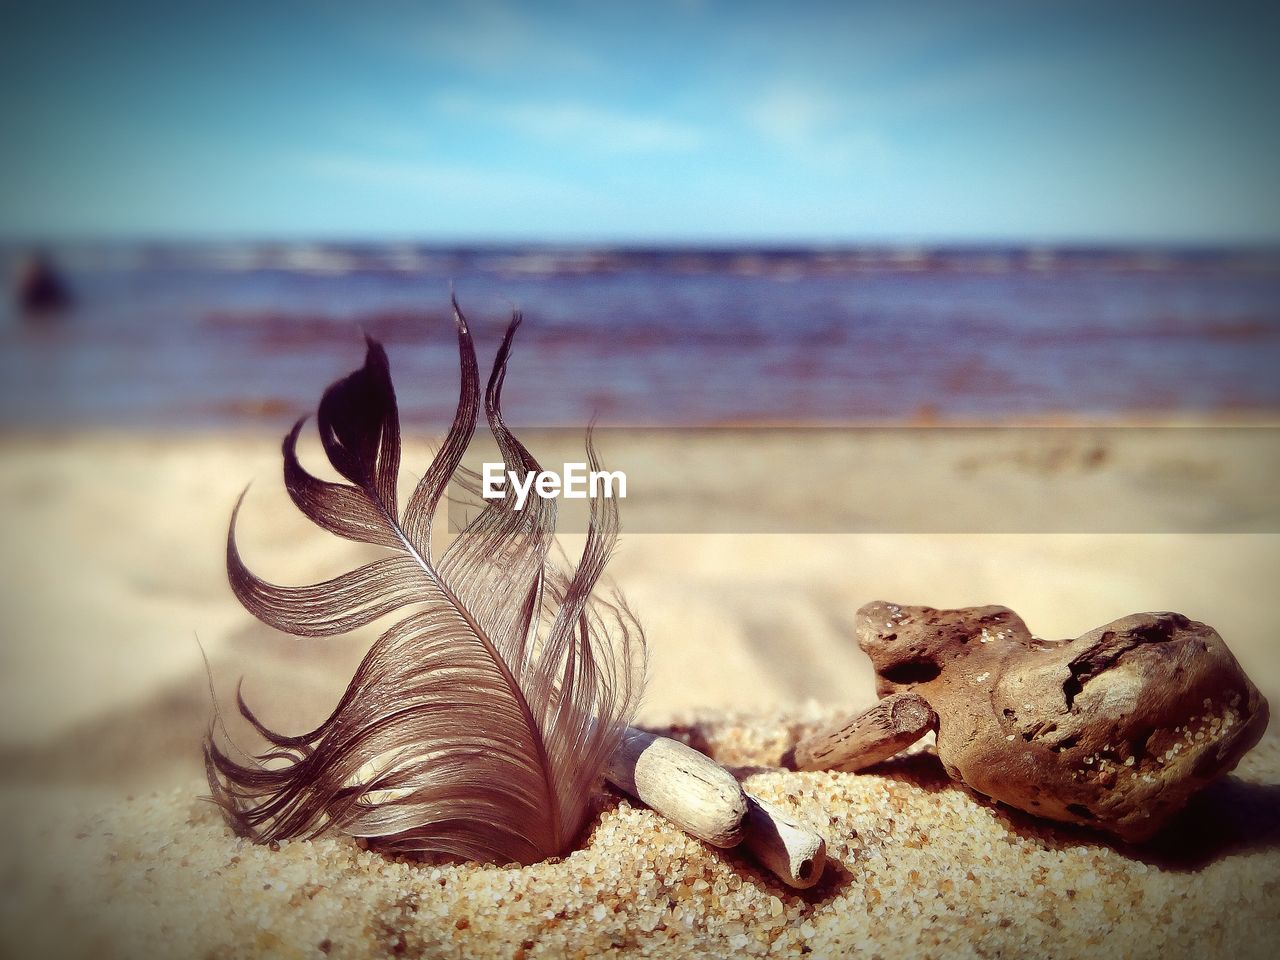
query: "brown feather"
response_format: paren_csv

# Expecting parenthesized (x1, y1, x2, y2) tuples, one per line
(206, 301, 646, 864)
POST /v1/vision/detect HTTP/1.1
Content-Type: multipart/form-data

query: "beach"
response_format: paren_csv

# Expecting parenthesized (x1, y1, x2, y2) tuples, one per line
(1, 427, 1277, 957)
(5, 0, 1280, 948)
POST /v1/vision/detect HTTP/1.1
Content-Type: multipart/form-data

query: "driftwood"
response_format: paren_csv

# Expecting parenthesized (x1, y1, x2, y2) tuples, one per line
(793, 692, 937, 772)
(794, 602, 1270, 842)
(604, 728, 748, 847)
(605, 727, 826, 888)
(741, 794, 825, 888)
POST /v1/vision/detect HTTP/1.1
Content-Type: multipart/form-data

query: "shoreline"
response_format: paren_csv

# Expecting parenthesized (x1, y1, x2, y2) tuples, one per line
(4, 408, 1280, 439)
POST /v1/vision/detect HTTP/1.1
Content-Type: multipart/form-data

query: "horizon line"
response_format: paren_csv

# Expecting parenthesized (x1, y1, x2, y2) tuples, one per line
(4, 233, 1280, 253)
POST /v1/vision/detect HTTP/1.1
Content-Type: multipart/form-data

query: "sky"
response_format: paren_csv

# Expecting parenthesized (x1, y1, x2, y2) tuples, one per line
(1, 0, 1278, 243)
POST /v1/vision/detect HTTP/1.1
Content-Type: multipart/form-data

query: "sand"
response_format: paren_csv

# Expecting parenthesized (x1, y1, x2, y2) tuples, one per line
(4, 716, 1279, 959)
(1, 429, 1278, 957)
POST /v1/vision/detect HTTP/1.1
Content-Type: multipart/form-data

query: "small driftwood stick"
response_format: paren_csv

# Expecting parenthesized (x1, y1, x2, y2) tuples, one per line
(742, 794, 826, 889)
(793, 692, 938, 772)
(604, 727, 748, 848)
(605, 727, 827, 888)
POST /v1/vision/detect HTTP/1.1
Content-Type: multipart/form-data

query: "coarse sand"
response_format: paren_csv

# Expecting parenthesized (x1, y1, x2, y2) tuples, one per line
(3, 711, 1278, 959)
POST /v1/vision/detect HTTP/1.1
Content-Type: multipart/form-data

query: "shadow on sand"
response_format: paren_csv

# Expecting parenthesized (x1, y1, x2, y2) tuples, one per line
(836, 750, 1280, 871)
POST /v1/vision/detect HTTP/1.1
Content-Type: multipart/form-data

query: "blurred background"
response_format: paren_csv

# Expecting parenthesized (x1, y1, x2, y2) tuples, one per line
(1, 0, 1279, 867)
(2, 0, 1279, 425)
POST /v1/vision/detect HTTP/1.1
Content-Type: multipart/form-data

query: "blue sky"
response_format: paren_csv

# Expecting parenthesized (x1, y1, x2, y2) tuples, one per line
(2, 0, 1277, 243)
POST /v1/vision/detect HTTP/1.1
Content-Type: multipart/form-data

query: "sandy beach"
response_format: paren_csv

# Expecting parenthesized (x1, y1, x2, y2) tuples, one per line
(6, 0, 1280, 952)
(1, 427, 1277, 957)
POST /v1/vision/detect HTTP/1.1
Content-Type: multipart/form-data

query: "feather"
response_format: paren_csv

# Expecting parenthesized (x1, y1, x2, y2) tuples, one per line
(206, 302, 646, 864)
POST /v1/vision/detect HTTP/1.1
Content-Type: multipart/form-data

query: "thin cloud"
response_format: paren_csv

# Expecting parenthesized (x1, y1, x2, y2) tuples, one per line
(418, 0, 599, 75)
(306, 155, 584, 201)
(435, 94, 705, 154)
(744, 84, 892, 172)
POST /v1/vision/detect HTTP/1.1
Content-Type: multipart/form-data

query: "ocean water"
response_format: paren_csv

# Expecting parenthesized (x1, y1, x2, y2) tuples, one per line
(2, 244, 1278, 428)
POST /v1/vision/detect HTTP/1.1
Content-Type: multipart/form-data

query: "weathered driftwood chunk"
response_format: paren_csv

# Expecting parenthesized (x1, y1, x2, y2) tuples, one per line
(796, 602, 1270, 842)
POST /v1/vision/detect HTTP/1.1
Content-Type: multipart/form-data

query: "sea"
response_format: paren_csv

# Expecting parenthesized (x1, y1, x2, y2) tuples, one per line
(2, 244, 1278, 428)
